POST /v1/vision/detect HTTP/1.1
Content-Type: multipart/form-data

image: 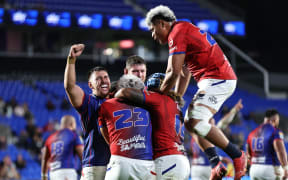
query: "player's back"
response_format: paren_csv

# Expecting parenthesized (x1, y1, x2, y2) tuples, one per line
(143, 90, 184, 159)
(45, 128, 81, 171)
(99, 98, 153, 160)
(169, 21, 236, 82)
(247, 123, 281, 165)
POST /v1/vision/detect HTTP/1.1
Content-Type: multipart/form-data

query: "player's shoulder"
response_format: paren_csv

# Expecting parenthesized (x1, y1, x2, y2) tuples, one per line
(175, 21, 191, 27)
(173, 21, 196, 32)
(90, 94, 105, 102)
(101, 97, 119, 105)
(169, 21, 197, 42)
(273, 127, 283, 134)
(62, 128, 76, 134)
(143, 89, 161, 96)
(248, 125, 261, 136)
(88, 94, 106, 106)
(46, 130, 58, 143)
(100, 98, 125, 111)
(262, 123, 276, 130)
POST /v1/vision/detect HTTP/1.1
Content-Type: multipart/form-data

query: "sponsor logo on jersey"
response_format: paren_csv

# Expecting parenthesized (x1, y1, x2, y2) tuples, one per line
(50, 161, 61, 171)
(117, 134, 146, 152)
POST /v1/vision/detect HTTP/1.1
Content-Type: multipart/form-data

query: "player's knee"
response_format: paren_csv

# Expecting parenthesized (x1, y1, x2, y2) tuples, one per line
(184, 118, 197, 132)
(184, 104, 213, 136)
(193, 121, 212, 137)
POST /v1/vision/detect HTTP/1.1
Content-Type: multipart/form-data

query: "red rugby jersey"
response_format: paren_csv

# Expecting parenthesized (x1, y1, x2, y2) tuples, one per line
(142, 90, 184, 159)
(168, 21, 237, 82)
(98, 98, 153, 160)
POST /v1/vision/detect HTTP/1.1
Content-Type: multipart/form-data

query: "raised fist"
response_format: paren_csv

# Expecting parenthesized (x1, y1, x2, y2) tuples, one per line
(69, 44, 85, 58)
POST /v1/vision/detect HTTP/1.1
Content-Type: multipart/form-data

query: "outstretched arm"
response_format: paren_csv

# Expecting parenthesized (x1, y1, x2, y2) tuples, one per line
(160, 54, 186, 94)
(64, 44, 85, 108)
(217, 99, 243, 130)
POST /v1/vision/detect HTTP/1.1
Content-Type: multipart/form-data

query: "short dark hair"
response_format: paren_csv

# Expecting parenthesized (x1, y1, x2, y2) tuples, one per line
(125, 55, 146, 69)
(151, 14, 175, 24)
(88, 66, 108, 80)
(145, 5, 176, 26)
(265, 109, 279, 118)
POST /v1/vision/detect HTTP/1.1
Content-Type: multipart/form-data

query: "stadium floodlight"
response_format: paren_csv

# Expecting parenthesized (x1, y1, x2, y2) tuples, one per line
(43, 11, 71, 27)
(78, 15, 92, 26)
(9, 9, 38, 26)
(107, 15, 133, 30)
(194, 19, 219, 34)
(76, 13, 103, 29)
(13, 11, 26, 23)
(223, 21, 245, 36)
(109, 17, 122, 28)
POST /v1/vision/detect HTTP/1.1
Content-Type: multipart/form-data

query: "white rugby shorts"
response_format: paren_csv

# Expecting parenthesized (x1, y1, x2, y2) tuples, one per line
(250, 164, 283, 180)
(191, 165, 211, 180)
(80, 166, 107, 180)
(154, 154, 190, 180)
(104, 155, 155, 180)
(189, 79, 237, 121)
(50, 168, 78, 180)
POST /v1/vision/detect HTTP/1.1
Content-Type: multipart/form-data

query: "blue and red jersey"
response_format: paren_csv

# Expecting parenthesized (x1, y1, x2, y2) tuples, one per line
(98, 98, 153, 160)
(76, 93, 110, 167)
(45, 128, 83, 171)
(142, 90, 184, 159)
(247, 123, 284, 165)
(175, 106, 185, 144)
(190, 138, 210, 166)
(168, 21, 237, 82)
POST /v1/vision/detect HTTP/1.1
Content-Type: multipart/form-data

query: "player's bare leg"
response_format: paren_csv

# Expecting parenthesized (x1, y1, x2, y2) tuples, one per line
(185, 107, 247, 180)
(193, 134, 227, 180)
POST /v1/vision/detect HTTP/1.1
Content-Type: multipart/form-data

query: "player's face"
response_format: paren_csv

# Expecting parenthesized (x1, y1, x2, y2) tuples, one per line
(89, 70, 111, 98)
(149, 21, 169, 45)
(272, 114, 280, 127)
(125, 64, 147, 82)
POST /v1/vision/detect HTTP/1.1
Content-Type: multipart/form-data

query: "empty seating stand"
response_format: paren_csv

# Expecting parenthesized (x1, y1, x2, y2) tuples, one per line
(6, 0, 143, 16)
(135, 0, 219, 20)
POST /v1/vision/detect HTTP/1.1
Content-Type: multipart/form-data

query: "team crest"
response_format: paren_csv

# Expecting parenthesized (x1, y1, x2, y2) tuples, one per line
(279, 132, 284, 139)
(169, 39, 173, 47)
(208, 96, 217, 104)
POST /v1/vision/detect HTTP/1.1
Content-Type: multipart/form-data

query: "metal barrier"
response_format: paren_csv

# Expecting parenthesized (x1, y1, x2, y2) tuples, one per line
(215, 35, 287, 99)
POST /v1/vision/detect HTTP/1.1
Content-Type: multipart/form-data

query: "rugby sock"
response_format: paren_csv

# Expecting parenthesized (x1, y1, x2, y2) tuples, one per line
(204, 147, 220, 168)
(223, 142, 242, 159)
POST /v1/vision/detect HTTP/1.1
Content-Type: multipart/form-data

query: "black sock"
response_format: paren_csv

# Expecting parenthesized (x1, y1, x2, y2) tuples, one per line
(204, 147, 220, 168)
(223, 142, 242, 159)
